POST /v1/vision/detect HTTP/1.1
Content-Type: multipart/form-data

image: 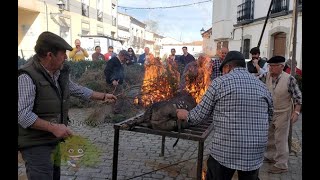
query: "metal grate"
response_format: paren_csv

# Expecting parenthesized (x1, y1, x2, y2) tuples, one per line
(112, 112, 215, 180)
(271, 0, 288, 14)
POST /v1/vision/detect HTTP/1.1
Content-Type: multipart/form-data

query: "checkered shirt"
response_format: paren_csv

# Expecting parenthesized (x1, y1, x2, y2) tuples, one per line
(18, 71, 93, 128)
(187, 67, 273, 171)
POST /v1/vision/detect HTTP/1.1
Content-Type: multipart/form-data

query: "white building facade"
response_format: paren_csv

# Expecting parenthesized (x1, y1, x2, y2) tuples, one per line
(18, 0, 119, 59)
(117, 12, 131, 50)
(210, 0, 302, 68)
(144, 31, 155, 54)
(161, 37, 183, 45)
(129, 17, 146, 54)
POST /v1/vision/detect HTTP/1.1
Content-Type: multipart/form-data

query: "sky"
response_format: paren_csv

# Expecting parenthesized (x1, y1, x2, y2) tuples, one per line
(118, 0, 212, 43)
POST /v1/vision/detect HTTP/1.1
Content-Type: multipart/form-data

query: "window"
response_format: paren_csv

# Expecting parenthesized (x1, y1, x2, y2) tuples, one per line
(111, 31, 115, 38)
(112, 3, 116, 26)
(216, 41, 229, 52)
(97, 26, 104, 35)
(97, 0, 103, 22)
(271, 0, 288, 14)
(82, 30, 89, 35)
(243, 39, 250, 59)
(82, 0, 89, 17)
(237, 0, 254, 22)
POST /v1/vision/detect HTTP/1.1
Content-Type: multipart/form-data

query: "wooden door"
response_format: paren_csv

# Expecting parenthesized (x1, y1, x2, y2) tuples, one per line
(273, 32, 286, 56)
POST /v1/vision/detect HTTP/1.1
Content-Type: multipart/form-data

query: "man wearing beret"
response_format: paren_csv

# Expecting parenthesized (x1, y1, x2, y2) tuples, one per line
(264, 55, 302, 174)
(247, 47, 268, 82)
(18, 31, 117, 180)
(177, 51, 273, 179)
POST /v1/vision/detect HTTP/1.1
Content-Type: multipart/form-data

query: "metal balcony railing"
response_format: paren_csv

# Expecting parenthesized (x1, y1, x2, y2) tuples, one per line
(271, 0, 288, 14)
(237, 0, 254, 22)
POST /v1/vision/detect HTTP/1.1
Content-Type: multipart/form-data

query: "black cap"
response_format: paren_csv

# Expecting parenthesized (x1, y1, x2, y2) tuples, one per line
(267, 56, 285, 63)
(250, 47, 260, 54)
(119, 50, 130, 60)
(35, 31, 72, 51)
(219, 51, 245, 72)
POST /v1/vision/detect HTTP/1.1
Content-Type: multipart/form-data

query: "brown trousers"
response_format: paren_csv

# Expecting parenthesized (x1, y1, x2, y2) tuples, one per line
(264, 109, 292, 169)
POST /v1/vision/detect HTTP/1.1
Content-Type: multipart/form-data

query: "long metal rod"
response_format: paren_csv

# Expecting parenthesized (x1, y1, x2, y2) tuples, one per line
(197, 141, 204, 180)
(257, 0, 274, 48)
(112, 128, 120, 180)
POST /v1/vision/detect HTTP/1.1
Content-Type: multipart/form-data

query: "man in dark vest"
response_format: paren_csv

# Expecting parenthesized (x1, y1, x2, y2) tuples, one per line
(247, 47, 268, 82)
(18, 31, 117, 180)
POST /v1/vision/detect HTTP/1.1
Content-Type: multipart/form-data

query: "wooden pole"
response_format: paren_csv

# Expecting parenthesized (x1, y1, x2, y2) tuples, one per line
(288, 0, 298, 154)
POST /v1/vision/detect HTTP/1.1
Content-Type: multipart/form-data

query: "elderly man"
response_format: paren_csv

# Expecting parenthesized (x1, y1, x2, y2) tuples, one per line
(210, 47, 229, 80)
(138, 47, 154, 65)
(264, 56, 302, 174)
(68, 39, 89, 61)
(104, 50, 131, 114)
(18, 31, 117, 180)
(177, 51, 273, 180)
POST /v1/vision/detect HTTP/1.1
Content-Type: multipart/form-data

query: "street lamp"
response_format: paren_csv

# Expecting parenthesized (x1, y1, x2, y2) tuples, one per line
(200, 27, 205, 35)
(50, 0, 66, 24)
(57, 0, 65, 13)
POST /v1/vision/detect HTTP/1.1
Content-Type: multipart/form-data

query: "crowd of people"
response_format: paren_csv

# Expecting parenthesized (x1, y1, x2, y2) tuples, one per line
(18, 31, 302, 180)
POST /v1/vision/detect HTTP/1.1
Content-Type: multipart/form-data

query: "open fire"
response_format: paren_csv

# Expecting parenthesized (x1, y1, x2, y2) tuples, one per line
(140, 54, 212, 107)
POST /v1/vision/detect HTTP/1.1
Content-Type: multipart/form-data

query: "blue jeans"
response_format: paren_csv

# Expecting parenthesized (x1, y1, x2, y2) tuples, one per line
(206, 155, 260, 180)
(20, 144, 61, 180)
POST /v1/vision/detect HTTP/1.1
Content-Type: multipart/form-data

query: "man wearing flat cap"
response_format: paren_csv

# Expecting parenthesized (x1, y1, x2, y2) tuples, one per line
(264, 55, 302, 174)
(104, 49, 130, 114)
(177, 51, 273, 179)
(18, 31, 117, 180)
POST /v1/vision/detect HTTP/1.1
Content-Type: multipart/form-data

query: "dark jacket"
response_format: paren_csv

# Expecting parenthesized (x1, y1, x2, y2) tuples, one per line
(18, 55, 70, 148)
(104, 56, 124, 85)
(247, 58, 267, 73)
(138, 53, 146, 64)
(179, 53, 195, 66)
(126, 54, 137, 65)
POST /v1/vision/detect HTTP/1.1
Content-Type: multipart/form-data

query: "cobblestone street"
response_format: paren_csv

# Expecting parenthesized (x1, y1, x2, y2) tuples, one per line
(18, 108, 302, 180)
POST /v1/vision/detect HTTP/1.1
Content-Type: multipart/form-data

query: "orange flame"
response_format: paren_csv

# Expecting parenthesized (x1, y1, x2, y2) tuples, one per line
(182, 55, 212, 103)
(140, 54, 212, 106)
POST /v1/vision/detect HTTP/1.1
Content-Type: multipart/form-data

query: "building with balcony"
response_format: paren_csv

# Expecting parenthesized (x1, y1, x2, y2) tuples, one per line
(153, 33, 165, 57)
(18, 0, 119, 59)
(144, 31, 155, 54)
(129, 16, 146, 54)
(117, 12, 131, 50)
(210, 0, 302, 68)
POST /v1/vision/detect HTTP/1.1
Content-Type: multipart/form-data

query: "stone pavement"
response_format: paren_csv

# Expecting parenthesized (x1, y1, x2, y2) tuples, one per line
(18, 108, 302, 180)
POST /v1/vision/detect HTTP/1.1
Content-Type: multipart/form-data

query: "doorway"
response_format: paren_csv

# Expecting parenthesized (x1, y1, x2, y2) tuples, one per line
(273, 32, 286, 56)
